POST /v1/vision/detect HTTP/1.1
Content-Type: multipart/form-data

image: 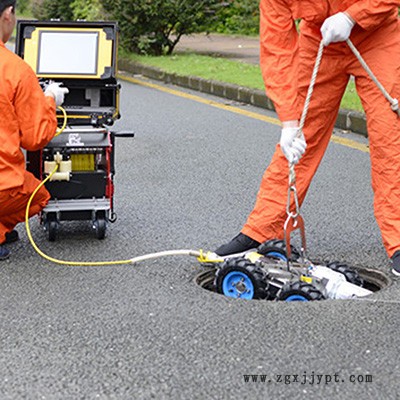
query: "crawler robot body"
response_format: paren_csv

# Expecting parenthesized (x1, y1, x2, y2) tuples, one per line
(214, 240, 372, 301)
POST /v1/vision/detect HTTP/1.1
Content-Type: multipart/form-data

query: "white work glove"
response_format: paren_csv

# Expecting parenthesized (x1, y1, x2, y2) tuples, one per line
(280, 126, 306, 165)
(44, 81, 69, 106)
(321, 12, 355, 46)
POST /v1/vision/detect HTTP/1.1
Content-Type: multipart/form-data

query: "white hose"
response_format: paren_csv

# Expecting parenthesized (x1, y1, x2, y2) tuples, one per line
(129, 249, 202, 264)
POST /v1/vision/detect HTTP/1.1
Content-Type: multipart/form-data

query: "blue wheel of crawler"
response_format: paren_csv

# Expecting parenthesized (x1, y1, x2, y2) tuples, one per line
(215, 258, 269, 300)
(284, 294, 309, 302)
(264, 251, 288, 262)
(222, 271, 255, 299)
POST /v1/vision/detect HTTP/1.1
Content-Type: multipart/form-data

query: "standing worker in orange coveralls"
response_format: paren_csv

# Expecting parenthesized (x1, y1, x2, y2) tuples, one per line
(215, 0, 400, 275)
(0, 0, 68, 260)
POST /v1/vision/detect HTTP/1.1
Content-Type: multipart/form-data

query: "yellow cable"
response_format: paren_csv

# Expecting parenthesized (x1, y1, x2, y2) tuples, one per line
(25, 116, 217, 266)
(25, 166, 210, 266)
(54, 106, 68, 137)
(25, 164, 134, 266)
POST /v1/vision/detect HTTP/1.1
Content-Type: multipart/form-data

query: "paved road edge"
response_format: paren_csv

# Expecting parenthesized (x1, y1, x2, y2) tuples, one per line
(119, 59, 368, 137)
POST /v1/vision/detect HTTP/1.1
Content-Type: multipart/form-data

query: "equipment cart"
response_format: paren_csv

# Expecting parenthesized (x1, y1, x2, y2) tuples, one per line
(15, 20, 134, 240)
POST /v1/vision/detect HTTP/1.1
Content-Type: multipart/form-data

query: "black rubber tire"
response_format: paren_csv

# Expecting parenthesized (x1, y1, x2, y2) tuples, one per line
(45, 213, 58, 242)
(215, 258, 269, 300)
(257, 239, 301, 261)
(326, 261, 364, 287)
(94, 217, 106, 240)
(278, 281, 325, 301)
(48, 221, 57, 242)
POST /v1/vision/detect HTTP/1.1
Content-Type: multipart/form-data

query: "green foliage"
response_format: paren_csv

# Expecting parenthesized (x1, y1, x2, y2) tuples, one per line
(210, 0, 259, 36)
(99, 0, 221, 55)
(17, 0, 30, 13)
(22, 0, 259, 38)
(31, 0, 75, 20)
(70, 0, 104, 21)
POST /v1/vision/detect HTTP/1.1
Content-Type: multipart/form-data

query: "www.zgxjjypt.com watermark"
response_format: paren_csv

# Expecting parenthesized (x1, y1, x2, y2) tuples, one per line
(243, 372, 372, 385)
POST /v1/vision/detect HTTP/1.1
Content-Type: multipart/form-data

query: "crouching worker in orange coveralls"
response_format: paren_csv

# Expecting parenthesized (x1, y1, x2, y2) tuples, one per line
(0, 0, 68, 260)
(215, 0, 400, 275)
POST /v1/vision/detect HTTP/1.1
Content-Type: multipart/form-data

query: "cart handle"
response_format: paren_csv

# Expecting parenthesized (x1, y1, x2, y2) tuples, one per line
(111, 131, 135, 138)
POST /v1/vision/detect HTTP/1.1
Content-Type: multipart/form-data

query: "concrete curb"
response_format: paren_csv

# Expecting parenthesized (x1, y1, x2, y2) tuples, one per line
(119, 59, 368, 137)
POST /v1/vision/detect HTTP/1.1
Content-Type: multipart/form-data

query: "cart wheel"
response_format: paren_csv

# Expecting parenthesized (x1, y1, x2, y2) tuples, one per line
(215, 258, 269, 300)
(45, 214, 58, 242)
(48, 220, 58, 242)
(93, 217, 106, 240)
(257, 239, 301, 262)
(278, 281, 325, 302)
(326, 261, 364, 287)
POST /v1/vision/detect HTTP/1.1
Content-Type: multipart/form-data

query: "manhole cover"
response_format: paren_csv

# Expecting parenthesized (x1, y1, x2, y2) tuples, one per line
(195, 264, 391, 301)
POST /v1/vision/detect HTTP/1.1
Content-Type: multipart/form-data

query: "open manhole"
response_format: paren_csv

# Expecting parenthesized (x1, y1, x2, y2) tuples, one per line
(195, 262, 391, 302)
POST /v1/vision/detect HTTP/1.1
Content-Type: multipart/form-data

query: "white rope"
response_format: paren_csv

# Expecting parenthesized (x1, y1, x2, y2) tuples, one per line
(346, 39, 400, 116)
(289, 41, 325, 185)
(299, 41, 325, 132)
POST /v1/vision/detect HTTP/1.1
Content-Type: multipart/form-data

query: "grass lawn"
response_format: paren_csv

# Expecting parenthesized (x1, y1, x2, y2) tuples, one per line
(122, 51, 363, 113)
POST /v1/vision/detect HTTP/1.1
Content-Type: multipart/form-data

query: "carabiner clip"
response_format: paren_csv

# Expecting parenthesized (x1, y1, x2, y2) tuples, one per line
(284, 175, 307, 270)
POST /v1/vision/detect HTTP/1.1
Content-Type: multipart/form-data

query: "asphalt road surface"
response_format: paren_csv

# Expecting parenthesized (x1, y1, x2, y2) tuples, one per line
(0, 76, 399, 400)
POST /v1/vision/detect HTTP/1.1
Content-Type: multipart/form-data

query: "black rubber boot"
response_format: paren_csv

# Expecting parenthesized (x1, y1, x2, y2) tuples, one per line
(391, 250, 400, 277)
(215, 233, 260, 257)
(4, 230, 19, 244)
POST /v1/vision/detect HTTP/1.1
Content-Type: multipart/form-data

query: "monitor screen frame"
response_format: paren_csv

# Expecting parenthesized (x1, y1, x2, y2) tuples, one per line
(19, 24, 116, 80)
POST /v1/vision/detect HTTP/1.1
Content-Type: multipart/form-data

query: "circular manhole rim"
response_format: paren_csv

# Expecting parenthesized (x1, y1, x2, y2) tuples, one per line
(353, 266, 392, 292)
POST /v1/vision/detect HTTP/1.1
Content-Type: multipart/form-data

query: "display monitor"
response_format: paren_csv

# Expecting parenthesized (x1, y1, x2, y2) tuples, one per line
(37, 31, 99, 75)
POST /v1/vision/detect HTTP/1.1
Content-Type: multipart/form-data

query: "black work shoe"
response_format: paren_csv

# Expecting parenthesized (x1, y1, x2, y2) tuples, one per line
(4, 230, 19, 245)
(215, 233, 261, 257)
(391, 250, 400, 276)
(0, 246, 10, 260)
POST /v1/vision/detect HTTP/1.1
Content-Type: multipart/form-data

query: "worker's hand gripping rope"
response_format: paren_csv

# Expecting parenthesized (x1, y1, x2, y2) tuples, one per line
(280, 126, 306, 165)
(320, 12, 355, 46)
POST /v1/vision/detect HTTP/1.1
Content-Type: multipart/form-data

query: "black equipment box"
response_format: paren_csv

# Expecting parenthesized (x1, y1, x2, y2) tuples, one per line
(15, 20, 134, 240)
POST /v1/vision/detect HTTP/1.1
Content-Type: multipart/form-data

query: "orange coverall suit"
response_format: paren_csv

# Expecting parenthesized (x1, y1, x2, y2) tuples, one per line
(0, 40, 57, 244)
(242, 0, 400, 257)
